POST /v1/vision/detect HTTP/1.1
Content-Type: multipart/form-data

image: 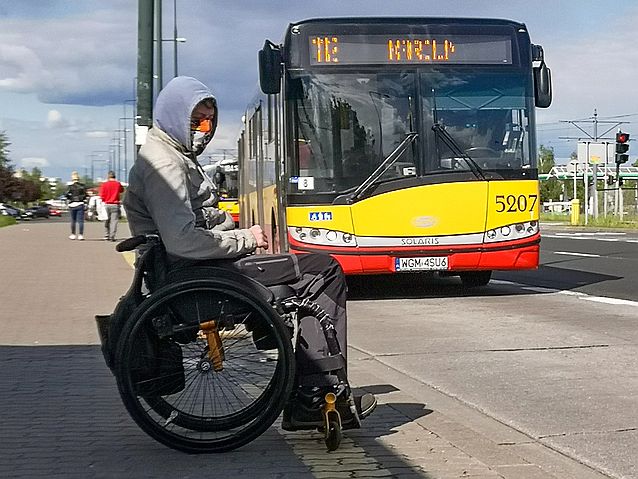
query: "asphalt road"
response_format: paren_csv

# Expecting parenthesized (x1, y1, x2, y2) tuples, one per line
(496, 225, 638, 301)
(345, 224, 638, 479)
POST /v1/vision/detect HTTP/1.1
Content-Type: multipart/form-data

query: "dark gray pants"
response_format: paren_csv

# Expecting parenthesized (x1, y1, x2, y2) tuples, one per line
(104, 204, 120, 240)
(174, 253, 348, 387)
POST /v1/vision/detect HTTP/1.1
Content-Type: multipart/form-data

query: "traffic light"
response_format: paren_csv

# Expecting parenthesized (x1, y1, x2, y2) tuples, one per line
(615, 131, 630, 164)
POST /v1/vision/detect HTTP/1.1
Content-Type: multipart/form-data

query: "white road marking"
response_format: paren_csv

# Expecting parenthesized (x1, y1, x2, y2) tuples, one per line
(554, 251, 601, 258)
(492, 280, 638, 307)
(560, 290, 638, 306)
(550, 232, 626, 236)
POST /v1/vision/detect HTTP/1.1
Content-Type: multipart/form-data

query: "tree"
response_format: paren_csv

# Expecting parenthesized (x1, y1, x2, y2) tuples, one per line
(538, 144, 555, 174)
(0, 131, 10, 168)
(541, 177, 563, 202)
(0, 133, 44, 204)
(19, 167, 48, 201)
(538, 145, 562, 202)
(0, 131, 16, 202)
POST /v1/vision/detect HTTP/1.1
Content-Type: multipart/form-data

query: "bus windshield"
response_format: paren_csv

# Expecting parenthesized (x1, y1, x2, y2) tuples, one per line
(288, 68, 534, 195)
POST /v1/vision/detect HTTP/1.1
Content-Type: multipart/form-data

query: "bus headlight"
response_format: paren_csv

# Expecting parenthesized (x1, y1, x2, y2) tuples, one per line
(484, 221, 539, 243)
(288, 227, 357, 247)
(326, 230, 338, 241)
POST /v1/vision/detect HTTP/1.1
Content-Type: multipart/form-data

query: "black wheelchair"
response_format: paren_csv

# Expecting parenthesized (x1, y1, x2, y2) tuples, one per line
(96, 234, 361, 453)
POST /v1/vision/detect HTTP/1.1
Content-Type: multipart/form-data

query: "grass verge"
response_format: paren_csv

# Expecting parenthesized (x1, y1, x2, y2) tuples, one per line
(541, 212, 638, 229)
(0, 216, 17, 228)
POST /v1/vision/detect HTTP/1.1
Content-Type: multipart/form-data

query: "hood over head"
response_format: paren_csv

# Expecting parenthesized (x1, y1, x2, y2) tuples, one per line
(153, 76, 218, 152)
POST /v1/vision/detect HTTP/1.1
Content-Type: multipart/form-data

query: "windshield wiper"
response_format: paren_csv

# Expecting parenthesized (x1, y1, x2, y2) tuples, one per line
(431, 122, 486, 181)
(334, 132, 418, 205)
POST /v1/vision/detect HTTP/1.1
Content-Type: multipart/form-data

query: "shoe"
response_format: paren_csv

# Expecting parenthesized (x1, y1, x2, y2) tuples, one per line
(77, 235, 84, 241)
(354, 393, 377, 420)
(281, 389, 377, 431)
(69, 234, 76, 240)
(281, 397, 323, 431)
(103, 236, 109, 241)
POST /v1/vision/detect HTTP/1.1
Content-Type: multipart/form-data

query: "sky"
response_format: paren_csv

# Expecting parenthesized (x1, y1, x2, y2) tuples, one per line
(1, 0, 637, 181)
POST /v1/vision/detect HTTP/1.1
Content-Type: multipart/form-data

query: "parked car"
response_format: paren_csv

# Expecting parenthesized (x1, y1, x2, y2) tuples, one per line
(0, 203, 22, 218)
(23, 204, 50, 219)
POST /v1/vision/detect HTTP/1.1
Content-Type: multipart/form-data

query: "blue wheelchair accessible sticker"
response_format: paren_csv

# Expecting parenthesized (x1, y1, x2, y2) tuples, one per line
(309, 211, 333, 221)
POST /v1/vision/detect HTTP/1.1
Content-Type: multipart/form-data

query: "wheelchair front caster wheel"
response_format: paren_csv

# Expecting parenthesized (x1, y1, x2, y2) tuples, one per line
(325, 418, 342, 451)
(322, 392, 342, 451)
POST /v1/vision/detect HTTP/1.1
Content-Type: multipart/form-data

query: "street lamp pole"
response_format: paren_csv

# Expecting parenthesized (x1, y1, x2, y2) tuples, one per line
(124, 99, 137, 177)
(155, 0, 163, 90)
(173, 0, 178, 77)
(90, 151, 110, 183)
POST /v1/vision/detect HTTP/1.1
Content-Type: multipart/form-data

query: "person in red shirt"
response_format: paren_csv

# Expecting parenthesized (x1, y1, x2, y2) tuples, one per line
(98, 171, 124, 241)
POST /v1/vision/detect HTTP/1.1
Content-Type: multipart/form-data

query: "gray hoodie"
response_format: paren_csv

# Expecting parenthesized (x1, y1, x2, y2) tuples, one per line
(123, 76, 256, 262)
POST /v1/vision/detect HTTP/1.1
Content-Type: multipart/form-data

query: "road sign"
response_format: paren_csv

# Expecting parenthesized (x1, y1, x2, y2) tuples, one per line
(577, 141, 614, 165)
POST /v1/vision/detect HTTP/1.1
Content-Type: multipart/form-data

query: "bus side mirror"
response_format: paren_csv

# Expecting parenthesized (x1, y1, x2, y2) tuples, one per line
(259, 40, 282, 95)
(533, 62, 552, 108)
(531, 44, 552, 108)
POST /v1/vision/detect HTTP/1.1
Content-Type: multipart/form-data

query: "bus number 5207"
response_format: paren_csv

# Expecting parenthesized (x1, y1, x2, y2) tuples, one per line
(495, 194, 538, 213)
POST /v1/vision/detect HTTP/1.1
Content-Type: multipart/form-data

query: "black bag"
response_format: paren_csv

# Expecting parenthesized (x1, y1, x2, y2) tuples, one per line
(133, 333, 186, 397)
(233, 254, 301, 286)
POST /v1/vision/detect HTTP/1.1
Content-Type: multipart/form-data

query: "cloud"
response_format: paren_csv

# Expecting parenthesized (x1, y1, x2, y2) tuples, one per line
(45, 110, 68, 129)
(85, 130, 110, 139)
(1, 0, 638, 176)
(0, 8, 136, 106)
(20, 157, 50, 169)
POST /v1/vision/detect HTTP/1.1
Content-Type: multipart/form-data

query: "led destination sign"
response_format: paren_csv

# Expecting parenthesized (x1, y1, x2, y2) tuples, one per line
(309, 34, 512, 65)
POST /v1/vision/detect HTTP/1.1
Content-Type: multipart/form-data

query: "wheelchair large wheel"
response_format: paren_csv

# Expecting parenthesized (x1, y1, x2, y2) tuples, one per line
(115, 277, 295, 453)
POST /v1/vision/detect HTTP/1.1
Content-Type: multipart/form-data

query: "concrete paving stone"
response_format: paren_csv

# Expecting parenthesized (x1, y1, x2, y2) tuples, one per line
(494, 463, 554, 479)
(353, 470, 404, 477)
(504, 443, 610, 479)
(313, 473, 353, 479)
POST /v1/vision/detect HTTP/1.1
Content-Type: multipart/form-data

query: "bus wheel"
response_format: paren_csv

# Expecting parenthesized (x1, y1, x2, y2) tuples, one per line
(460, 271, 492, 287)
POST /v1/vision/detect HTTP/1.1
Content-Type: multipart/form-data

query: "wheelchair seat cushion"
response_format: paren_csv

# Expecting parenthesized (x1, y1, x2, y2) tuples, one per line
(166, 266, 275, 304)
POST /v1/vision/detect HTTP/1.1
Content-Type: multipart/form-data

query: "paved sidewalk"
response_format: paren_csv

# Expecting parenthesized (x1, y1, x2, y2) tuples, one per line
(0, 221, 611, 478)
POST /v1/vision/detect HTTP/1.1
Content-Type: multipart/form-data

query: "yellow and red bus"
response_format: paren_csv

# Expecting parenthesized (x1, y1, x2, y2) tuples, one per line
(203, 159, 240, 227)
(238, 17, 552, 286)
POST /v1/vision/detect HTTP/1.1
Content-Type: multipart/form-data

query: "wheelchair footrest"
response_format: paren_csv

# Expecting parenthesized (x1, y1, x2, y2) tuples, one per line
(298, 353, 346, 374)
(281, 384, 361, 432)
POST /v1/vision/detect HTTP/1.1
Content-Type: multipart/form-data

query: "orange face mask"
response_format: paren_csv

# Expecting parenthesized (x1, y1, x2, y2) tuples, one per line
(191, 118, 213, 133)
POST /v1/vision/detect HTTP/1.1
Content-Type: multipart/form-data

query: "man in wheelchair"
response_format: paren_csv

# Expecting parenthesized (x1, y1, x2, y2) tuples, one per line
(122, 76, 376, 432)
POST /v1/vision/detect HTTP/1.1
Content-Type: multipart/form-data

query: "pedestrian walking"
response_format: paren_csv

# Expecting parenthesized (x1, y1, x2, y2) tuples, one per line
(99, 171, 124, 241)
(65, 171, 87, 240)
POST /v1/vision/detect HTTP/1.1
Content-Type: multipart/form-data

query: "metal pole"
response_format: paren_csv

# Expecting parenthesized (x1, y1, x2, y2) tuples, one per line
(122, 119, 128, 182)
(603, 142, 608, 217)
(173, 0, 178, 77)
(117, 133, 122, 178)
(155, 0, 163, 91)
(583, 142, 589, 224)
(137, 0, 154, 129)
(592, 163, 598, 219)
(615, 163, 620, 215)
(619, 172, 624, 221)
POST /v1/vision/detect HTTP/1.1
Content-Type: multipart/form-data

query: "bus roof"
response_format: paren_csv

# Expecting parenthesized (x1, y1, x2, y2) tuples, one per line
(287, 17, 527, 31)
